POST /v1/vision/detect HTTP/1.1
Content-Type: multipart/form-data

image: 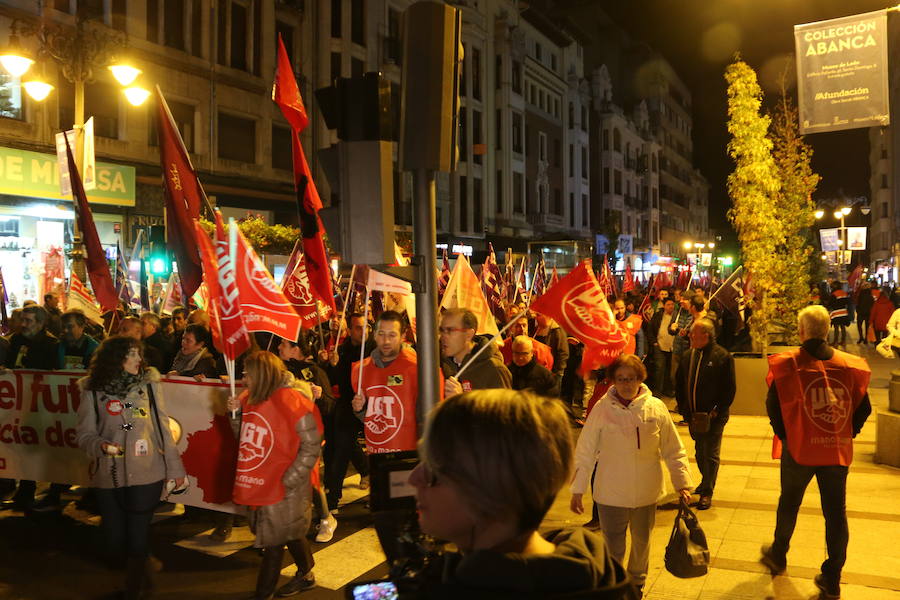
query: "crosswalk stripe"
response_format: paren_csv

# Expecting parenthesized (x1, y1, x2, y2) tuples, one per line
(283, 526, 386, 590)
(174, 474, 370, 558)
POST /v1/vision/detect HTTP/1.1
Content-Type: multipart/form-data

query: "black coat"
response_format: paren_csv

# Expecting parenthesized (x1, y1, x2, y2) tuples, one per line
(285, 358, 334, 419)
(675, 342, 735, 421)
(534, 327, 569, 379)
(5, 331, 60, 369)
(509, 357, 560, 398)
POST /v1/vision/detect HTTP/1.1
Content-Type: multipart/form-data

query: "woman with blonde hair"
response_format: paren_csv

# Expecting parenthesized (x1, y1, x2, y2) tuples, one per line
(570, 354, 693, 596)
(228, 351, 322, 599)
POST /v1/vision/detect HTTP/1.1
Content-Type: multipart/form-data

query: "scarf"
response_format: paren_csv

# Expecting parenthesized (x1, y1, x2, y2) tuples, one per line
(101, 370, 145, 397)
(171, 348, 208, 374)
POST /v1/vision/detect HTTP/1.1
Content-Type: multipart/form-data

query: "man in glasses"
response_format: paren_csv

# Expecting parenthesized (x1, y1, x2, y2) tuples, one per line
(440, 308, 511, 397)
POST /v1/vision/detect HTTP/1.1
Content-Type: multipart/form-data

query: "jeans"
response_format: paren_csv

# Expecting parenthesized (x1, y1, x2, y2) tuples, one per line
(652, 347, 673, 396)
(772, 448, 848, 581)
(691, 413, 728, 497)
(324, 407, 369, 510)
(94, 480, 164, 559)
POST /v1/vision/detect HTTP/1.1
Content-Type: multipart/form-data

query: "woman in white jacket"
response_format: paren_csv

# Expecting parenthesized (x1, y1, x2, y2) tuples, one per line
(570, 353, 693, 593)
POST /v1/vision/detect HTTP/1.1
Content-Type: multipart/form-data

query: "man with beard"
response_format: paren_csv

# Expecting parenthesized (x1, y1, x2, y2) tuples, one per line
(58, 310, 99, 370)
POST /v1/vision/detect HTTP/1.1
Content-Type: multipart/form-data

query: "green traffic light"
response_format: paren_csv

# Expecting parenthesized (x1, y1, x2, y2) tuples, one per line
(150, 256, 168, 275)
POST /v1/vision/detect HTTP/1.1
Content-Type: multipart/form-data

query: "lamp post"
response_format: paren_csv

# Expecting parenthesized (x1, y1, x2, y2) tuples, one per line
(0, 10, 149, 281)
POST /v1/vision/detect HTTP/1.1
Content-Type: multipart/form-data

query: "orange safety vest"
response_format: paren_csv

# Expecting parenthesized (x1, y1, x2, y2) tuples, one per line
(352, 348, 421, 454)
(620, 314, 643, 355)
(233, 387, 316, 507)
(767, 347, 870, 466)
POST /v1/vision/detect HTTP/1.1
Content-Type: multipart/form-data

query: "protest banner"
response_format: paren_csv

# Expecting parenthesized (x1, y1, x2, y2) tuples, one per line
(0, 371, 241, 513)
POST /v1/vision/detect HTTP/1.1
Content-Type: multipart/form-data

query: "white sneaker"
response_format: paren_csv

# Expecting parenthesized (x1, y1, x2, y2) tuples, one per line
(315, 513, 337, 543)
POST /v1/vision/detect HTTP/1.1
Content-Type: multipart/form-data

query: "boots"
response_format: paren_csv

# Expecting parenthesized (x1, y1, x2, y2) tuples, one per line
(246, 545, 285, 600)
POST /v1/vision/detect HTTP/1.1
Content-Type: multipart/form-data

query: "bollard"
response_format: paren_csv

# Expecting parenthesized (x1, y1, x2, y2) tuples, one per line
(890, 370, 900, 413)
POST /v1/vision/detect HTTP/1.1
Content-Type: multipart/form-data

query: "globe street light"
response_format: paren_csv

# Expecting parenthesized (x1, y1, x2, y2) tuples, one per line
(0, 11, 150, 280)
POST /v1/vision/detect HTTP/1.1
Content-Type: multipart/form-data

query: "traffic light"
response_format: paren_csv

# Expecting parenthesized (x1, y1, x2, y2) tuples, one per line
(148, 225, 170, 276)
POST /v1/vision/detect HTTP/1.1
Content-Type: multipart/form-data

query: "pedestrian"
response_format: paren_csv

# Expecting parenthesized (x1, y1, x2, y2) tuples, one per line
(827, 281, 850, 347)
(409, 388, 638, 598)
(58, 309, 100, 370)
(855, 281, 874, 344)
(533, 312, 569, 383)
(647, 298, 677, 397)
(760, 305, 872, 599)
(227, 351, 321, 599)
(613, 299, 645, 358)
(570, 354, 692, 595)
(440, 308, 511, 396)
(319, 313, 372, 513)
(499, 311, 554, 370)
(675, 318, 735, 510)
(43, 292, 63, 337)
(75, 336, 186, 599)
(141, 312, 175, 370)
(508, 336, 559, 397)
(870, 286, 895, 343)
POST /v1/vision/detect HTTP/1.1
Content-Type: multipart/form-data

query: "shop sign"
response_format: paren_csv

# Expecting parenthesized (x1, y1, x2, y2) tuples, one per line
(0, 146, 135, 207)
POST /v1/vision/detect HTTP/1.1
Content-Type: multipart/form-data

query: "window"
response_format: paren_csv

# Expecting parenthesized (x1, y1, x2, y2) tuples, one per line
(218, 112, 256, 163)
(473, 178, 483, 231)
(553, 188, 562, 215)
(882, 201, 889, 219)
(164, 0, 185, 50)
(149, 99, 195, 152)
(525, 178, 531, 214)
(331, 53, 342, 82)
(271, 125, 293, 170)
(582, 194, 589, 226)
(513, 172, 524, 213)
(458, 107, 467, 163)
(191, 1, 202, 56)
(581, 105, 587, 131)
(351, 0, 366, 46)
(568, 102, 574, 129)
(473, 110, 482, 165)
(603, 168, 610, 193)
(387, 8, 401, 64)
(112, 0, 127, 31)
(652, 188, 658, 209)
(535, 42, 542, 62)
(351, 57, 364, 78)
(882, 174, 889, 189)
(602, 129, 609, 150)
(51, 0, 71, 11)
(551, 53, 557, 71)
(511, 60, 522, 94)
(458, 176, 469, 231)
(495, 109, 502, 149)
(538, 132, 547, 161)
(472, 47, 481, 100)
(581, 147, 587, 177)
(331, 0, 342, 38)
(276, 21, 295, 63)
(495, 54, 502, 90)
(230, 2, 249, 71)
(511, 112, 523, 153)
(570, 193, 576, 227)
(496, 170, 503, 214)
(882, 146, 888, 159)
(525, 124, 530, 156)
(460, 44, 467, 97)
(59, 80, 119, 139)
(614, 170, 622, 194)
(553, 138, 560, 168)
(148, 0, 160, 43)
(216, 0, 227, 64)
(652, 153, 657, 172)
(568, 145, 574, 177)
(0, 74, 23, 120)
(613, 128, 621, 151)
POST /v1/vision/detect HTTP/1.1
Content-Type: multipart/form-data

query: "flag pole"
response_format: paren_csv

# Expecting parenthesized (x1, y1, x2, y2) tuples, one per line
(334, 264, 356, 346)
(707, 265, 742, 306)
(454, 317, 519, 380)
(228, 218, 239, 418)
(357, 287, 371, 393)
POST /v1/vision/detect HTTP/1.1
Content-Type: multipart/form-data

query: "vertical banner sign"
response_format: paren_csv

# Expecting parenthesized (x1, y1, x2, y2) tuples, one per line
(819, 228, 841, 252)
(794, 10, 889, 134)
(82, 117, 96, 191)
(55, 130, 75, 197)
(846, 226, 868, 250)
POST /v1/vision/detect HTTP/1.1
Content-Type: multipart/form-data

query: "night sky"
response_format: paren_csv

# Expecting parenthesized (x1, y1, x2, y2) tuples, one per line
(599, 0, 890, 247)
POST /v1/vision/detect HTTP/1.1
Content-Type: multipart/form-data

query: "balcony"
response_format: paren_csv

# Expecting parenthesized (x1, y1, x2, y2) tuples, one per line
(527, 213, 566, 228)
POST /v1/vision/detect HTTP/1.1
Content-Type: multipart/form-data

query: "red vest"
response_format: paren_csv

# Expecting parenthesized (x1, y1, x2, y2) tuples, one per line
(767, 348, 870, 466)
(500, 336, 554, 370)
(352, 348, 421, 454)
(620, 314, 643, 355)
(233, 387, 315, 506)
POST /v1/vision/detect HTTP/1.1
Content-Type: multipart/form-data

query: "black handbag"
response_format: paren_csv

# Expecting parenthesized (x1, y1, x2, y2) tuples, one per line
(664, 498, 710, 578)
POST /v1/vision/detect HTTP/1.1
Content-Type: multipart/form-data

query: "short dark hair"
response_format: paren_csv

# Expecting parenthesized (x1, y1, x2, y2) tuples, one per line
(44, 293, 55, 303)
(284, 329, 312, 357)
(442, 308, 477, 331)
(22, 305, 48, 325)
(690, 296, 706, 312)
(172, 307, 187, 319)
(376, 310, 407, 333)
(663, 297, 676, 305)
(184, 323, 211, 348)
(61, 310, 87, 327)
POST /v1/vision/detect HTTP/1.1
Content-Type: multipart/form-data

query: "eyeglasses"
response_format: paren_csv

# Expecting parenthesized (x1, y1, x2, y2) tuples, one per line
(438, 326, 469, 335)
(614, 376, 638, 384)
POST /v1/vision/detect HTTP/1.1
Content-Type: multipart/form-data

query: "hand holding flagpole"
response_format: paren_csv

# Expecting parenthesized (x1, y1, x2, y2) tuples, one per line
(454, 316, 519, 381)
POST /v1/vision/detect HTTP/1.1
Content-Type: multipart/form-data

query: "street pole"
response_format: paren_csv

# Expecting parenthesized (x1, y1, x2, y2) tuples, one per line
(70, 78, 86, 283)
(413, 168, 440, 425)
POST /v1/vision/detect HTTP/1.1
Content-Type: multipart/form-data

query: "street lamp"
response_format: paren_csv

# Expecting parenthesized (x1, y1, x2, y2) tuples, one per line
(0, 11, 150, 280)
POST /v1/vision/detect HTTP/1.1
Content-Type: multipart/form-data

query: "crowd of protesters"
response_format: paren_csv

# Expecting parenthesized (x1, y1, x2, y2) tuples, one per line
(0, 267, 879, 599)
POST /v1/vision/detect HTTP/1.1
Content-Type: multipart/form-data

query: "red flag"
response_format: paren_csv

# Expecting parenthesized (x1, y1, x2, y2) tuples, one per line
(848, 264, 863, 292)
(638, 274, 656, 322)
(480, 243, 504, 323)
(622, 264, 635, 293)
(273, 34, 309, 131)
(532, 259, 546, 298)
(232, 221, 302, 341)
(597, 256, 616, 298)
(272, 44, 335, 315)
(438, 248, 451, 301)
(655, 270, 672, 290)
(211, 213, 251, 359)
(156, 88, 203, 297)
(530, 260, 628, 374)
(282, 254, 323, 329)
(64, 133, 117, 312)
(549, 266, 560, 289)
